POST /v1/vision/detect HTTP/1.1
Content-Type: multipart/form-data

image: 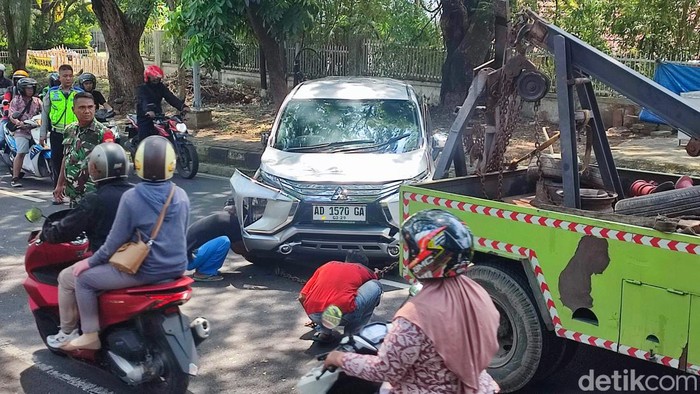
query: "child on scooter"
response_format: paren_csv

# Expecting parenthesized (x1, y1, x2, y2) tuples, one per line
(8, 77, 42, 187)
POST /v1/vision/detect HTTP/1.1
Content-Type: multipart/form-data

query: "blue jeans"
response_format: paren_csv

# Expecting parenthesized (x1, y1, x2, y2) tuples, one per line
(187, 235, 231, 275)
(310, 280, 383, 335)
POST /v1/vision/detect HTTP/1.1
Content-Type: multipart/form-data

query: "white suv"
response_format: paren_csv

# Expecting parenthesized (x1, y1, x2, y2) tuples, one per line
(228, 77, 439, 264)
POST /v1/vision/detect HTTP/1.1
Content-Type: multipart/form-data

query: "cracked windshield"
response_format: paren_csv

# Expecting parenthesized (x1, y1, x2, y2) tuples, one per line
(273, 99, 421, 153)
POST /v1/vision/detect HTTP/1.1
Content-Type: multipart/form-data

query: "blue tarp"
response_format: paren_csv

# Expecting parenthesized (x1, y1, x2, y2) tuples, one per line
(639, 62, 700, 124)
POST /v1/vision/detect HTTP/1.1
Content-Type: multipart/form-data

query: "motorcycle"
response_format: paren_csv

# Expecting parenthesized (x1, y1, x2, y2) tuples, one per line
(296, 307, 390, 394)
(0, 113, 54, 183)
(95, 107, 121, 145)
(23, 207, 210, 393)
(123, 109, 199, 179)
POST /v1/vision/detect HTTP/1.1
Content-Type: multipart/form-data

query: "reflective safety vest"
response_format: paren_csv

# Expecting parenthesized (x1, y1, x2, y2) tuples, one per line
(48, 87, 82, 132)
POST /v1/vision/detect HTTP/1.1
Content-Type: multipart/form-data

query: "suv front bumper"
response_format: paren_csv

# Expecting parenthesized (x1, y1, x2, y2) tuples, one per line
(229, 170, 402, 259)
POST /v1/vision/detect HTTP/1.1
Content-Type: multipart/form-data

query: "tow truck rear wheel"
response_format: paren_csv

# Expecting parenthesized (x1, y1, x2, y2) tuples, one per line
(468, 261, 571, 392)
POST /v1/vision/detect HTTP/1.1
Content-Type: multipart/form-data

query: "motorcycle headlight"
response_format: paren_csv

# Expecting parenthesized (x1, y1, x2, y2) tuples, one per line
(176, 123, 187, 133)
(242, 197, 268, 226)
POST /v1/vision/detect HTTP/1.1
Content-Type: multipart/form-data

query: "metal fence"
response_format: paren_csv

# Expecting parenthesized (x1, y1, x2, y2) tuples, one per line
(0, 51, 7, 65)
(138, 30, 700, 96)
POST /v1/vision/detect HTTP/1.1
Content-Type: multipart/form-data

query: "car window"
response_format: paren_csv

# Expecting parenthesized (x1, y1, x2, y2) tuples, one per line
(273, 98, 421, 153)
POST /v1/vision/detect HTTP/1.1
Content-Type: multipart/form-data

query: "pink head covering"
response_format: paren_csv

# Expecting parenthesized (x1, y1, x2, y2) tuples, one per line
(394, 275, 500, 393)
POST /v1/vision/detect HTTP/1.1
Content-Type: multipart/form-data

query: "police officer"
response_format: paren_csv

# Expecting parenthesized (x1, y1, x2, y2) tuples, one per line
(40, 64, 82, 201)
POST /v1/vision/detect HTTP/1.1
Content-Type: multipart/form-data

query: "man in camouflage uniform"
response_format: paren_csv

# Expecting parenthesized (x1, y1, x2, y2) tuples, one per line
(54, 92, 115, 207)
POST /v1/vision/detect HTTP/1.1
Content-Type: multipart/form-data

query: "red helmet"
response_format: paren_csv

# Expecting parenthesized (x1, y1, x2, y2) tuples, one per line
(144, 65, 164, 83)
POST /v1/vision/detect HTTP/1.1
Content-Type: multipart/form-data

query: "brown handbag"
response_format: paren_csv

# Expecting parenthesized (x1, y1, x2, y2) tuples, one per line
(109, 185, 176, 274)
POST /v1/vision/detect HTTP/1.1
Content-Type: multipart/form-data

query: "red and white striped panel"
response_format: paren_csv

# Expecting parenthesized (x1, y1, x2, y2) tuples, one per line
(402, 193, 700, 255)
(476, 236, 698, 375)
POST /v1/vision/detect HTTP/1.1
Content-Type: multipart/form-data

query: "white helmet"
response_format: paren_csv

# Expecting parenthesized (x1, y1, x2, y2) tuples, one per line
(0, 64, 5, 72)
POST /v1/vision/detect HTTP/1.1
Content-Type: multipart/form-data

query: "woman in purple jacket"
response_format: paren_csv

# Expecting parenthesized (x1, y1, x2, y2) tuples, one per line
(61, 136, 190, 351)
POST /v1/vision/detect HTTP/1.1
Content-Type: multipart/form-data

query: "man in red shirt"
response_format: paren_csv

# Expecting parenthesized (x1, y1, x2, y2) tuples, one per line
(299, 251, 383, 342)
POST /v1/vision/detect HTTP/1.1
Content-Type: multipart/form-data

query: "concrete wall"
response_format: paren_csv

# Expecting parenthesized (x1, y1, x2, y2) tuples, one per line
(150, 60, 640, 127)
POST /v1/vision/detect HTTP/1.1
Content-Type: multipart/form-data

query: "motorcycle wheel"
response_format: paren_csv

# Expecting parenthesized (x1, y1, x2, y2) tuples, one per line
(176, 143, 198, 179)
(141, 337, 189, 394)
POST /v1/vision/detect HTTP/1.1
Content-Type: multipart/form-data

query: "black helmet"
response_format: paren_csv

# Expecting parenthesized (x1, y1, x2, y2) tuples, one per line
(88, 142, 129, 182)
(17, 78, 37, 96)
(48, 72, 60, 88)
(78, 72, 97, 91)
(401, 209, 474, 280)
(134, 136, 176, 182)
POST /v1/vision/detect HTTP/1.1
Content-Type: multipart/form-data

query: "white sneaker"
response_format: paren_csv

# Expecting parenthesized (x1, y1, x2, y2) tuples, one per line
(47, 328, 79, 349)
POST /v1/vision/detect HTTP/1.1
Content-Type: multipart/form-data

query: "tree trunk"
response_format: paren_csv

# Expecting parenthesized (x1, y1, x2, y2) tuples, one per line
(439, 0, 494, 109)
(246, 4, 288, 109)
(164, 0, 186, 99)
(92, 0, 151, 109)
(1, 0, 31, 70)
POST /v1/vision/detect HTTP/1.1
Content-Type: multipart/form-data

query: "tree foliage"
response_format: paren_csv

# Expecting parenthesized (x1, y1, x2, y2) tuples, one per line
(1, 0, 32, 69)
(31, 0, 97, 49)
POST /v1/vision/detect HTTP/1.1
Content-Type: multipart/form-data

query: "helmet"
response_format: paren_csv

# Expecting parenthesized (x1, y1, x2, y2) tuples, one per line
(88, 142, 129, 182)
(78, 72, 96, 90)
(0, 64, 5, 72)
(48, 72, 60, 88)
(134, 135, 176, 182)
(401, 209, 474, 280)
(17, 78, 37, 96)
(12, 70, 29, 85)
(143, 65, 164, 83)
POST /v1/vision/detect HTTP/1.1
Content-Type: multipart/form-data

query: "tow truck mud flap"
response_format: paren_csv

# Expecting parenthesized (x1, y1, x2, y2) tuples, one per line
(161, 313, 199, 375)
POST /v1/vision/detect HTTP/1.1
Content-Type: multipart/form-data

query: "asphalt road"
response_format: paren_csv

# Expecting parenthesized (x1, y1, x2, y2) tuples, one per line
(0, 166, 696, 393)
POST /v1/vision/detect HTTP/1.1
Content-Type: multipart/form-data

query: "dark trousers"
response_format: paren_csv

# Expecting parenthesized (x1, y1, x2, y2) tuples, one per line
(50, 130, 64, 188)
(137, 119, 156, 144)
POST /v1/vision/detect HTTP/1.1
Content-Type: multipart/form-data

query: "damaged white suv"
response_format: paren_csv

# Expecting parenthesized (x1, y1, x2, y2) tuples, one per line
(228, 77, 439, 264)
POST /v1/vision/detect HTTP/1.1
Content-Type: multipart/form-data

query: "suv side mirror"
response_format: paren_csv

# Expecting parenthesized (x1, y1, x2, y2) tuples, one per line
(260, 131, 270, 147)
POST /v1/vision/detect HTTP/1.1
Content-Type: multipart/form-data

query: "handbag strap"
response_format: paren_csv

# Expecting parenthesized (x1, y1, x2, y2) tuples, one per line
(149, 184, 176, 242)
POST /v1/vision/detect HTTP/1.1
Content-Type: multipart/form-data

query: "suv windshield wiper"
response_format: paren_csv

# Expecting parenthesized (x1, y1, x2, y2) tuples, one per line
(284, 139, 375, 152)
(330, 133, 411, 153)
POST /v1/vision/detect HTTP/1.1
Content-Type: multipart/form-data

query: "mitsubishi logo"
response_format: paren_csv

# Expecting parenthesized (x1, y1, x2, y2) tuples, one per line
(330, 187, 349, 201)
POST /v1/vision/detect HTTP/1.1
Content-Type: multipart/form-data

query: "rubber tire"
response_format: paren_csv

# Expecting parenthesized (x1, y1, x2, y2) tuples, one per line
(532, 334, 578, 382)
(176, 143, 199, 179)
(140, 336, 189, 394)
(615, 186, 700, 217)
(467, 262, 546, 392)
(528, 154, 605, 189)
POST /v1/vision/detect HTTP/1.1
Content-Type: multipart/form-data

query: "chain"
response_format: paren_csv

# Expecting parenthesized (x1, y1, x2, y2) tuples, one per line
(532, 100, 554, 205)
(274, 266, 308, 284)
(274, 259, 401, 286)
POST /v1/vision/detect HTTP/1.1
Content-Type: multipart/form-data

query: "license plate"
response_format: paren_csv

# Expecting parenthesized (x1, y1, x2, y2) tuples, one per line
(313, 205, 366, 222)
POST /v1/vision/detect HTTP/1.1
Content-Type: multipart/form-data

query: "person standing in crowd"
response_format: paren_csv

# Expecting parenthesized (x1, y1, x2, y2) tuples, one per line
(0, 64, 11, 90)
(41, 64, 82, 201)
(53, 92, 115, 207)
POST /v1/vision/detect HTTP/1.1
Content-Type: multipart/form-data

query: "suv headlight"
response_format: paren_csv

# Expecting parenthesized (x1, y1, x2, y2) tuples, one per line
(404, 169, 430, 185)
(242, 197, 268, 226)
(258, 170, 283, 189)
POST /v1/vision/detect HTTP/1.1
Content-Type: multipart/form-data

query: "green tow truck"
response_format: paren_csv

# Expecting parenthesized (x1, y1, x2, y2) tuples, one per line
(400, 8, 700, 392)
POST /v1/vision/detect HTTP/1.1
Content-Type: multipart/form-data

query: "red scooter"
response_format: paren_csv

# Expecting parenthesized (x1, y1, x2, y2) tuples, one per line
(123, 109, 199, 179)
(23, 208, 209, 393)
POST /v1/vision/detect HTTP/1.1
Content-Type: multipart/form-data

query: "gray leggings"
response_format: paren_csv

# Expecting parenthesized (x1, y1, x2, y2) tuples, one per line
(75, 264, 154, 333)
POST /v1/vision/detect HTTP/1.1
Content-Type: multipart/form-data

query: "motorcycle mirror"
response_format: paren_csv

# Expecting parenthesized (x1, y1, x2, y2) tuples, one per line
(113, 98, 125, 105)
(11, 111, 21, 119)
(25, 207, 44, 223)
(321, 305, 343, 329)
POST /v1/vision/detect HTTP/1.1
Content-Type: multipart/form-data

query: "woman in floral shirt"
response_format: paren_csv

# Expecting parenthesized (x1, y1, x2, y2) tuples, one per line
(324, 209, 501, 394)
